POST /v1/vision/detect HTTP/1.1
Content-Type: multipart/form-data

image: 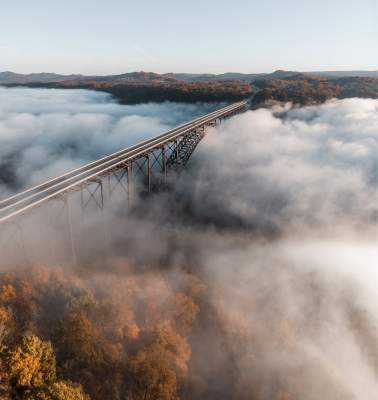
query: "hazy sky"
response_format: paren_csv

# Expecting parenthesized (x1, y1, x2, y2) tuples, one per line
(1, 0, 377, 74)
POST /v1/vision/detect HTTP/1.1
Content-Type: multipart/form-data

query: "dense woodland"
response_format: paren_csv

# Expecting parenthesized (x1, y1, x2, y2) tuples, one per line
(91, 80, 252, 104)
(9, 78, 253, 104)
(0, 264, 204, 400)
(0, 70, 377, 399)
(0, 259, 315, 400)
(3, 71, 376, 105)
(253, 74, 378, 106)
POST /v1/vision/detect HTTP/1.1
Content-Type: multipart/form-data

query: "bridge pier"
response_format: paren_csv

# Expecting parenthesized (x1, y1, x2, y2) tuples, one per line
(128, 161, 133, 207)
(0, 220, 30, 268)
(147, 155, 151, 192)
(64, 196, 78, 268)
(80, 180, 104, 210)
(162, 146, 167, 184)
(0, 101, 248, 248)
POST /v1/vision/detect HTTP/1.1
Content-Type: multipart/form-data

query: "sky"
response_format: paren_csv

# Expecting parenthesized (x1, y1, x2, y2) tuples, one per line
(0, 0, 377, 75)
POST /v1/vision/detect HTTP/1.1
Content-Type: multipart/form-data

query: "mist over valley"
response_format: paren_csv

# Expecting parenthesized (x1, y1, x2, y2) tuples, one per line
(0, 83, 377, 399)
(1, 0, 377, 396)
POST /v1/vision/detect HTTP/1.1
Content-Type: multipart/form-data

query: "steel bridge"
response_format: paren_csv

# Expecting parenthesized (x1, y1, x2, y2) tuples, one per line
(0, 101, 247, 225)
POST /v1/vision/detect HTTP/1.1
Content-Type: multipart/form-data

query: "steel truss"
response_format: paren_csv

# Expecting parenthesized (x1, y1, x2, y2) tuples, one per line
(0, 101, 248, 220)
(166, 128, 205, 170)
(0, 101, 248, 267)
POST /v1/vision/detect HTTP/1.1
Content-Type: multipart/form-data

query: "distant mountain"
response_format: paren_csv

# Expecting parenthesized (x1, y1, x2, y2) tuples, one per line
(0, 71, 83, 84)
(164, 72, 259, 82)
(165, 72, 264, 82)
(162, 70, 377, 82)
(1, 69, 376, 85)
(162, 73, 215, 81)
(3, 74, 252, 104)
(252, 74, 378, 107)
(1, 69, 376, 105)
(82, 71, 178, 83)
(307, 70, 377, 78)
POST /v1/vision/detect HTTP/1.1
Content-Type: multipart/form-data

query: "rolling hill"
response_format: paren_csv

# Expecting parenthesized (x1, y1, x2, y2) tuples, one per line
(1, 70, 376, 105)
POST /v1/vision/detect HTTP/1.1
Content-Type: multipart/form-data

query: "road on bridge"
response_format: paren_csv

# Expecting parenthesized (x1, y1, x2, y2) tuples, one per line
(0, 101, 248, 224)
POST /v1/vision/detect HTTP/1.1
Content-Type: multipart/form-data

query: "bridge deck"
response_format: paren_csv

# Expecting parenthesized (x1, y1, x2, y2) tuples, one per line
(0, 101, 247, 223)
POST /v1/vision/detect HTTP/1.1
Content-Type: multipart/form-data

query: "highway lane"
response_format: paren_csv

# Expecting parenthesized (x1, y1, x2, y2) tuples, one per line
(0, 101, 247, 223)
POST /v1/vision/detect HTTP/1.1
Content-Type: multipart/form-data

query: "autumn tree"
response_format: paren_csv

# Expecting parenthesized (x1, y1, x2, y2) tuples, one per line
(127, 346, 178, 400)
(3, 334, 90, 400)
(9, 335, 56, 388)
(23, 381, 89, 400)
(0, 267, 202, 400)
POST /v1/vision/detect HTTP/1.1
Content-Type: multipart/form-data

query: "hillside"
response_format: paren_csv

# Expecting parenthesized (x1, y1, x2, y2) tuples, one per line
(1, 70, 377, 105)
(252, 74, 378, 106)
(0, 71, 83, 84)
(1, 69, 376, 85)
(4, 72, 253, 104)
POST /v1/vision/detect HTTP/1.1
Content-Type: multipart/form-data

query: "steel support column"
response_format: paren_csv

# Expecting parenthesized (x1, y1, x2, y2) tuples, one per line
(162, 146, 166, 183)
(147, 155, 151, 192)
(64, 197, 77, 267)
(127, 161, 133, 207)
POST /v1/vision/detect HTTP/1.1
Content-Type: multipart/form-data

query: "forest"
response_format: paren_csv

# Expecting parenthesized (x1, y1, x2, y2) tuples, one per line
(2, 71, 377, 106)
(0, 74, 377, 400)
(2, 253, 370, 400)
(7, 78, 253, 104)
(0, 264, 204, 400)
(252, 74, 378, 106)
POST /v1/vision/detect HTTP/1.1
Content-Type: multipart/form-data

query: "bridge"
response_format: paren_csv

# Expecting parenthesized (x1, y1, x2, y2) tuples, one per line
(0, 101, 248, 225)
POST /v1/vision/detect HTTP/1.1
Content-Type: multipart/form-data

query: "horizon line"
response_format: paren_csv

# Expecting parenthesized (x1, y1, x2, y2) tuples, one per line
(1, 68, 377, 77)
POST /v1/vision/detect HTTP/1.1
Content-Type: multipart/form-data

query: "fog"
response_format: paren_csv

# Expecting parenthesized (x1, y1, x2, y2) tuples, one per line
(0, 86, 220, 195)
(183, 98, 377, 237)
(181, 98, 378, 399)
(0, 89, 377, 399)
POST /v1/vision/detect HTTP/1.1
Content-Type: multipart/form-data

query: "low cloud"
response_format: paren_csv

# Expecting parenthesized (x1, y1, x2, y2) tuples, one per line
(182, 98, 378, 237)
(173, 98, 377, 398)
(0, 86, 219, 194)
(1, 91, 377, 399)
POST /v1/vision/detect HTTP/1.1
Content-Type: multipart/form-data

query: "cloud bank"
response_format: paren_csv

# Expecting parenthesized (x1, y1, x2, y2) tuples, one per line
(183, 98, 378, 237)
(1, 90, 378, 399)
(0, 86, 219, 194)
(172, 98, 377, 399)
